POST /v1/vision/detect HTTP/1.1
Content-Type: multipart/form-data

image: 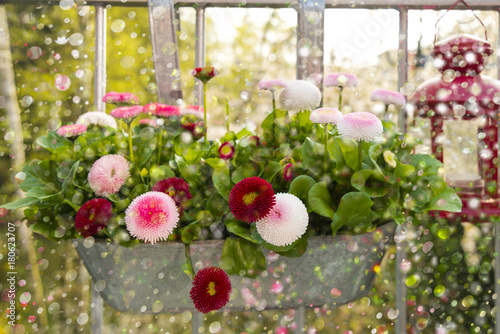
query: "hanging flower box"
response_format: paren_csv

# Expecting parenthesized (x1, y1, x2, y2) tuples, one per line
(2, 69, 462, 313)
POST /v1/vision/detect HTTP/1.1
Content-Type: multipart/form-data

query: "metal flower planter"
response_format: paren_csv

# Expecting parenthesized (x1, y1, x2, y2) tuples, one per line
(75, 223, 395, 313)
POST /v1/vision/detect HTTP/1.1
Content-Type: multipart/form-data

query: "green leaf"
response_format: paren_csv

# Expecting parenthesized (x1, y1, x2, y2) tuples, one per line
(150, 165, 176, 184)
(115, 198, 131, 213)
(302, 138, 323, 171)
(232, 164, 258, 184)
(426, 186, 463, 213)
(220, 237, 266, 278)
(289, 175, 316, 204)
(129, 184, 148, 201)
(175, 155, 198, 185)
(236, 127, 252, 139)
(276, 236, 308, 258)
(250, 224, 307, 256)
(1, 197, 41, 210)
(24, 187, 60, 200)
(411, 154, 442, 176)
(331, 192, 374, 234)
(225, 219, 255, 243)
(181, 221, 201, 244)
(260, 161, 281, 183)
(205, 158, 227, 170)
(35, 132, 72, 152)
(395, 160, 415, 179)
(339, 138, 359, 170)
(19, 160, 61, 193)
(351, 170, 391, 197)
(308, 182, 335, 218)
(213, 169, 232, 201)
(62, 161, 80, 192)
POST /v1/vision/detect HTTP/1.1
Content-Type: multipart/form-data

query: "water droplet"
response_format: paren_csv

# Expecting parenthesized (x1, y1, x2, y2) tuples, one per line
(54, 74, 71, 91)
(209, 321, 221, 333)
(111, 19, 126, 33)
(38, 259, 49, 271)
(65, 269, 78, 281)
(69, 33, 84, 46)
(152, 300, 163, 313)
(20, 95, 33, 108)
(20, 292, 31, 304)
(27, 46, 42, 60)
(330, 288, 342, 298)
(59, 0, 74, 10)
(54, 226, 66, 238)
(94, 280, 106, 292)
(120, 55, 135, 69)
(452, 105, 466, 118)
(169, 268, 180, 279)
(387, 308, 399, 320)
(83, 236, 95, 248)
(77, 313, 89, 325)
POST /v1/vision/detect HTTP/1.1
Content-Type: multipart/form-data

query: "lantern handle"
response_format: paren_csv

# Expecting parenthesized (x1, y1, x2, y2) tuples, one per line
(434, 0, 488, 44)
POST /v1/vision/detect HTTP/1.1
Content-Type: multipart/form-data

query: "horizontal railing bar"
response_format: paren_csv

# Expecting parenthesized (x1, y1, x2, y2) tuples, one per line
(2, 0, 500, 9)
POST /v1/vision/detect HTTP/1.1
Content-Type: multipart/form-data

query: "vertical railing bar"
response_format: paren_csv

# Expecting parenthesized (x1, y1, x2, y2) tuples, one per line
(395, 6, 409, 333)
(94, 4, 107, 112)
(295, 306, 305, 334)
(192, 311, 203, 334)
(91, 281, 104, 333)
(194, 6, 206, 106)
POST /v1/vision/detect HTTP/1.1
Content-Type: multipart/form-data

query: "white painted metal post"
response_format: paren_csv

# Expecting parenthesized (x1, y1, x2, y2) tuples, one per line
(91, 281, 104, 333)
(395, 7, 409, 333)
(94, 4, 106, 112)
(194, 6, 206, 106)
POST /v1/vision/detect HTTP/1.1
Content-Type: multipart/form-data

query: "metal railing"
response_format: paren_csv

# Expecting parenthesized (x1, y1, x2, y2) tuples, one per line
(2, 0, 500, 333)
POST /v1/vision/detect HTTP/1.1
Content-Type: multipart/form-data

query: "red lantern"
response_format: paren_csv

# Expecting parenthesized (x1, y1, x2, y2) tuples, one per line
(409, 32, 500, 219)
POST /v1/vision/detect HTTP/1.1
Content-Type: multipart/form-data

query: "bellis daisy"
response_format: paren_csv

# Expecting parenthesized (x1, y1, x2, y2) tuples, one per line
(125, 191, 179, 244)
(310, 108, 343, 125)
(324, 73, 359, 87)
(75, 198, 113, 237)
(258, 79, 288, 91)
(279, 80, 321, 112)
(191, 67, 218, 84)
(102, 91, 139, 105)
(181, 105, 204, 119)
(337, 112, 383, 142)
(370, 89, 406, 106)
(283, 163, 294, 181)
(56, 124, 87, 138)
(151, 177, 192, 212)
(256, 193, 308, 247)
(229, 177, 276, 223)
(190, 267, 232, 313)
(219, 142, 235, 160)
(110, 105, 143, 120)
(88, 154, 130, 197)
(144, 103, 180, 117)
(76, 111, 118, 129)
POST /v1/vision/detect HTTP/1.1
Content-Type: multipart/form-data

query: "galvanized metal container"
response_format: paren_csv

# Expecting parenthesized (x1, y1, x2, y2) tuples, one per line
(74, 223, 395, 313)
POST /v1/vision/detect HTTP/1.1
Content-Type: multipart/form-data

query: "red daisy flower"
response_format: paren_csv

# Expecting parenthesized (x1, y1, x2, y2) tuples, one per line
(151, 177, 192, 212)
(190, 267, 232, 313)
(249, 135, 260, 147)
(75, 198, 113, 237)
(219, 142, 235, 160)
(181, 116, 205, 140)
(190, 66, 218, 84)
(229, 177, 276, 223)
(143, 103, 180, 117)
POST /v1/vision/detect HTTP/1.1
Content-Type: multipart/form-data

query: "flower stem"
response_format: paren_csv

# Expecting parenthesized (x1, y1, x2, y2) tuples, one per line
(225, 97, 230, 133)
(63, 199, 81, 212)
(323, 124, 329, 174)
(384, 103, 390, 121)
(184, 243, 195, 280)
(203, 83, 208, 144)
(357, 141, 363, 171)
(338, 86, 344, 112)
(127, 122, 135, 162)
(271, 90, 276, 112)
(156, 128, 163, 165)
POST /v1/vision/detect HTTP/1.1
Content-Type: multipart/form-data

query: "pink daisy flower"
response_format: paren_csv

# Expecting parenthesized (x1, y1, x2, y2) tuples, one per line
(88, 154, 130, 197)
(283, 163, 294, 181)
(279, 80, 321, 112)
(219, 142, 235, 160)
(110, 105, 143, 120)
(256, 193, 308, 247)
(125, 191, 179, 244)
(75, 198, 113, 237)
(337, 112, 383, 142)
(77, 111, 118, 129)
(181, 105, 204, 119)
(324, 73, 359, 87)
(56, 124, 87, 138)
(143, 103, 180, 117)
(370, 89, 406, 106)
(258, 78, 288, 90)
(102, 91, 139, 105)
(310, 108, 343, 124)
(138, 119, 159, 127)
